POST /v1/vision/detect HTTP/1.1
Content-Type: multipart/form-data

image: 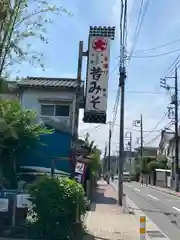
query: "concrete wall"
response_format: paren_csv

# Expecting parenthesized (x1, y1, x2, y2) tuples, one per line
(20, 88, 76, 133)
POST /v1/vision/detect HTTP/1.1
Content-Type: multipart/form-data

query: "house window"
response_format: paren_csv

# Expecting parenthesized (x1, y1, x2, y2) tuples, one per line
(40, 104, 70, 117)
(55, 105, 70, 117)
(41, 105, 54, 116)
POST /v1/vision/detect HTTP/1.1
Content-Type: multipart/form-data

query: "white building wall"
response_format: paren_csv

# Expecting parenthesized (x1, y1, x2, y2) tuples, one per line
(0, 89, 77, 133)
(20, 89, 76, 133)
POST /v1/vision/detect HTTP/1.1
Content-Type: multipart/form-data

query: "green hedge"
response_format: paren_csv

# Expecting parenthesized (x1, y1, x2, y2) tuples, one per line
(27, 176, 88, 240)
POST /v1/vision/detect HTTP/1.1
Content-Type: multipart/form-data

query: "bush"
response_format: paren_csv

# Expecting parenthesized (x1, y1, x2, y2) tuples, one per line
(27, 176, 87, 240)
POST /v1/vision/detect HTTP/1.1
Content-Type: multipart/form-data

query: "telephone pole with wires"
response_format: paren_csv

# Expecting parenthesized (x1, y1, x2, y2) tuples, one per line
(160, 68, 179, 192)
(140, 114, 144, 172)
(118, 0, 127, 206)
(133, 115, 143, 175)
(125, 132, 132, 181)
(107, 121, 112, 184)
(102, 144, 107, 177)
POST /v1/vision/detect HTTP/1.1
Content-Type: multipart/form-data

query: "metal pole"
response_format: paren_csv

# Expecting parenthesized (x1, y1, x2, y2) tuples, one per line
(175, 67, 179, 192)
(118, 0, 127, 206)
(129, 132, 132, 182)
(71, 41, 83, 178)
(108, 122, 112, 183)
(140, 114, 143, 177)
(102, 144, 107, 176)
(118, 76, 125, 206)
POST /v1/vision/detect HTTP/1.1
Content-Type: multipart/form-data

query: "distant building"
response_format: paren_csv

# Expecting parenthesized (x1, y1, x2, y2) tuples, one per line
(103, 151, 136, 175)
(158, 130, 174, 159)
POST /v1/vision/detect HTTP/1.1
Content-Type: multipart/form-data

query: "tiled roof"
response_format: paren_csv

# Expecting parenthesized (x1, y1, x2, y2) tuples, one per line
(17, 77, 84, 89)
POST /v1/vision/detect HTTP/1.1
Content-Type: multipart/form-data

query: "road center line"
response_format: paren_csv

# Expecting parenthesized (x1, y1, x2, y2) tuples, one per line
(173, 206, 180, 212)
(148, 194, 159, 200)
(134, 188, 140, 192)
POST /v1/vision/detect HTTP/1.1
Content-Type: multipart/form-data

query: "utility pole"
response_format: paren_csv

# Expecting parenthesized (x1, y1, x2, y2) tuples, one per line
(174, 68, 179, 192)
(128, 132, 132, 182)
(118, 0, 127, 206)
(102, 144, 107, 176)
(71, 41, 84, 178)
(140, 114, 143, 167)
(160, 68, 179, 191)
(108, 122, 112, 184)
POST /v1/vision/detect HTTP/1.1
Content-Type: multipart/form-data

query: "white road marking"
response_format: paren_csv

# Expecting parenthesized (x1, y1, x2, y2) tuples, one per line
(148, 194, 159, 200)
(173, 206, 180, 212)
(134, 188, 140, 192)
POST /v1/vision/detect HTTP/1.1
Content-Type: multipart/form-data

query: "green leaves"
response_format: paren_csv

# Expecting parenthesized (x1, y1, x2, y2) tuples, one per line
(0, 0, 72, 77)
(0, 100, 52, 188)
(28, 176, 87, 239)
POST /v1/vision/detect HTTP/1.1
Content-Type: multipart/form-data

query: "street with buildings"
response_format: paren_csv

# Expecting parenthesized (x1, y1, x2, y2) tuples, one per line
(112, 180, 180, 240)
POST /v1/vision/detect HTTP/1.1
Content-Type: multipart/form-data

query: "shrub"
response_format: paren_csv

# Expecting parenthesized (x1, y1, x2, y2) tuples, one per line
(27, 175, 87, 240)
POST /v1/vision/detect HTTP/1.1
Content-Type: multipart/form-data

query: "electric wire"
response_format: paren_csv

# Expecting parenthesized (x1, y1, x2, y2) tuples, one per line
(144, 121, 174, 146)
(134, 37, 180, 53)
(128, 0, 150, 64)
(130, 47, 180, 59)
(110, 0, 127, 135)
(143, 112, 168, 139)
(128, 0, 144, 61)
(141, 54, 180, 117)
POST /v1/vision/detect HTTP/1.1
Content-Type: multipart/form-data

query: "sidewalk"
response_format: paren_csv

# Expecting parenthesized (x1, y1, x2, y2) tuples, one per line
(84, 180, 140, 240)
(148, 184, 180, 197)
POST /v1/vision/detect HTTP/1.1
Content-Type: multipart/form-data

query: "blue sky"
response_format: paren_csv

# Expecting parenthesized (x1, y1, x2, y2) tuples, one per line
(14, 0, 180, 154)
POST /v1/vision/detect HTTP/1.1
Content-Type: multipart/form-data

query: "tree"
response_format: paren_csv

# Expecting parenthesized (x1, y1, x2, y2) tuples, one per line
(147, 161, 159, 173)
(0, 100, 51, 188)
(147, 156, 169, 173)
(89, 149, 101, 177)
(84, 132, 101, 176)
(0, 0, 72, 80)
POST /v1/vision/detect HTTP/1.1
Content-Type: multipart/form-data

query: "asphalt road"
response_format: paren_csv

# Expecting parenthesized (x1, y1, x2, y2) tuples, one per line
(113, 181, 180, 240)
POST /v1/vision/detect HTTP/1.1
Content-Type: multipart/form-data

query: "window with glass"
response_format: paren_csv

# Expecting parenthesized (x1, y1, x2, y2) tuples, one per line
(40, 104, 70, 117)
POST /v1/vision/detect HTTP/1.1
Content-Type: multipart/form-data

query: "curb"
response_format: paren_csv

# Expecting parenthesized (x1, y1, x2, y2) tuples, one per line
(125, 195, 170, 240)
(147, 184, 180, 198)
(110, 182, 170, 240)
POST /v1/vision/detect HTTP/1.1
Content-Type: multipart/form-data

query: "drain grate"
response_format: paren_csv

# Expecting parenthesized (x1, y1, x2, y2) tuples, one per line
(147, 230, 166, 238)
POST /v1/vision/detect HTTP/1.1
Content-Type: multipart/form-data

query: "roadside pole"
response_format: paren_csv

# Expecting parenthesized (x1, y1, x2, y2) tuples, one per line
(118, 0, 127, 206)
(71, 41, 83, 178)
(174, 68, 179, 192)
(160, 68, 179, 191)
(107, 121, 112, 184)
(140, 114, 143, 173)
(129, 132, 132, 182)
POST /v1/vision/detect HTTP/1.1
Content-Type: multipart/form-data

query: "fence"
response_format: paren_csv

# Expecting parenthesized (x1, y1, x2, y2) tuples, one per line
(0, 190, 31, 236)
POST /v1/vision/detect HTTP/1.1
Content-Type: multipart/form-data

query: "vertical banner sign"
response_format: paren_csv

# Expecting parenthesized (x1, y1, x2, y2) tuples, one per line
(84, 26, 115, 124)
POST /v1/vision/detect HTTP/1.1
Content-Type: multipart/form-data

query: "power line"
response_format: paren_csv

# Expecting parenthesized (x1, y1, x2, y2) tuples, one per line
(144, 121, 174, 146)
(134, 37, 180, 53)
(113, 123, 164, 133)
(130, 47, 180, 58)
(111, 87, 120, 129)
(143, 112, 168, 139)
(163, 55, 180, 77)
(125, 90, 166, 94)
(141, 54, 180, 116)
(128, 0, 150, 64)
(128, 0, 144, 60)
